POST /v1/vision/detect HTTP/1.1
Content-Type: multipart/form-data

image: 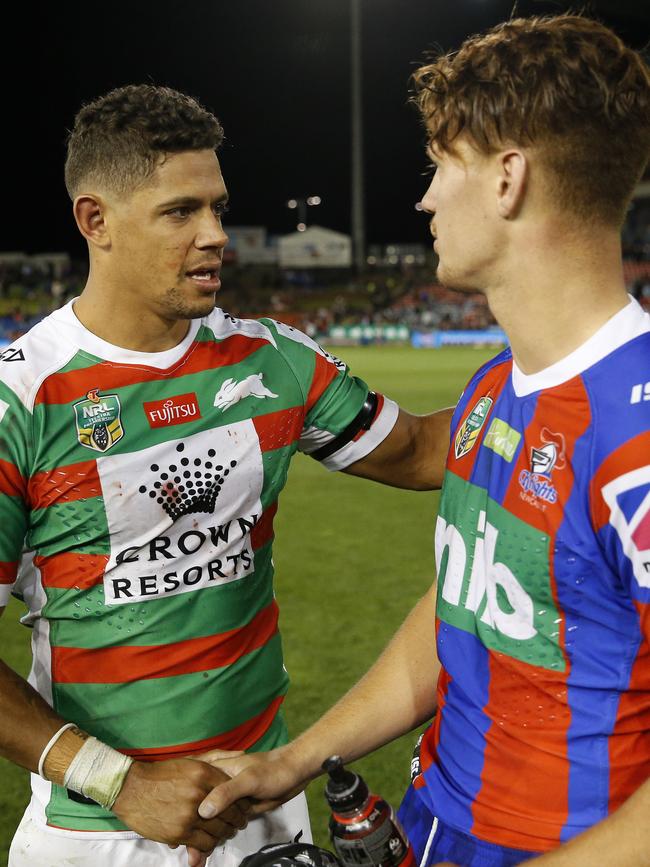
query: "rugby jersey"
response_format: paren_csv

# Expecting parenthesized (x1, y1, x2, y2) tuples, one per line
(0, 299, 398, 834)
(414, 297, 650, 852)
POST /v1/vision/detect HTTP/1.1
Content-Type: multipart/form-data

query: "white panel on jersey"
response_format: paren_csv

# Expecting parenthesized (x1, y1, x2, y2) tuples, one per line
(270, 320, 347, 372)
(319, 396, 400, 472)
(298, 424, 338, 453)
(96, 422, 264, 605)
(601, 465, 650, 589)
(207, 309, 277, 347)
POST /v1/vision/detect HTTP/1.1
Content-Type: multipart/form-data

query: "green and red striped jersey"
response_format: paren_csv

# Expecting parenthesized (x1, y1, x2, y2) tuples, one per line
(0, 299, 398, 835)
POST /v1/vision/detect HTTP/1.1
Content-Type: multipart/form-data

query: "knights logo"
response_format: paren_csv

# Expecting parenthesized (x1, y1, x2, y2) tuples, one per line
(74, 389, 124, 452)
(454, 396, 493, 459)
(530, 429, 566, 478)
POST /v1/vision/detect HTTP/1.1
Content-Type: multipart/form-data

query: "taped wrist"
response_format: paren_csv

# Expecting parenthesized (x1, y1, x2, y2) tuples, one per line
(62, 737, 134, 810)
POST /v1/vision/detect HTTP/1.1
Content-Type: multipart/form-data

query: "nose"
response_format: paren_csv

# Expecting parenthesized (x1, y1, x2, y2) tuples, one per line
(195, 211, 229, 251)
(421, 176, 436, 215)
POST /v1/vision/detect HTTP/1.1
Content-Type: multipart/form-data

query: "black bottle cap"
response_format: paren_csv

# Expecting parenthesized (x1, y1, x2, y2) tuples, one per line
(322, 756, 369, 811)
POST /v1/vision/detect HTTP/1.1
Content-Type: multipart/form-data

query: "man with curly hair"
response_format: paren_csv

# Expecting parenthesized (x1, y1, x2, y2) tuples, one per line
(0, 84, 451, 865)
(198, 14, 650, 867)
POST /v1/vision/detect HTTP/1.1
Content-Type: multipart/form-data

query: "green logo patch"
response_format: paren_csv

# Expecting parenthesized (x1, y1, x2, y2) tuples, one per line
(454, 396, 493, 459)
(435, 472, 564, 671)
(483, 417, 522, 463)
(74, 389, 124, 453)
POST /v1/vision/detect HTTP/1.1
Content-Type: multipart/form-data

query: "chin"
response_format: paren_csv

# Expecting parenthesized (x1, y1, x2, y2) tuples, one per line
(437, 263, 481, 295)
(163, 288, 218, 320)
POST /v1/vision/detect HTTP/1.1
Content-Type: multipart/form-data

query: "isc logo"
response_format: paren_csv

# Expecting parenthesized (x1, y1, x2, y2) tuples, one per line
(630, 382, 650, 404)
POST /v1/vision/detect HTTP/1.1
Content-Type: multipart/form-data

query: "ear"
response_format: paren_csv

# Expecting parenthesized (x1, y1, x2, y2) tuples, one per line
(495, 149, 527, 219)
(73, 194, 111, 249)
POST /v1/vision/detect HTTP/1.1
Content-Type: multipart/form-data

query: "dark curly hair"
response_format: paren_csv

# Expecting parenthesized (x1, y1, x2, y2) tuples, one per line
(65, 84, 224, 200)
(412, 14, 650, 226)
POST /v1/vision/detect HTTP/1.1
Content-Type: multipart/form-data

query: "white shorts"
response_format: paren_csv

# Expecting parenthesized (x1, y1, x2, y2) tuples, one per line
(8, 792, 311, 867)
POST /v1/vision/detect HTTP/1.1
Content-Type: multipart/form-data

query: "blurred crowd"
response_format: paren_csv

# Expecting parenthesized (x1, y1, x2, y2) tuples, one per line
(1, 250, 649, 344)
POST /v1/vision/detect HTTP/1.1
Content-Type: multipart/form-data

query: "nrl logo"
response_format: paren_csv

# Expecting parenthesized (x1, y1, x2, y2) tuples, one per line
(454, 396, 493, 459)
(74, 388, 124, 453)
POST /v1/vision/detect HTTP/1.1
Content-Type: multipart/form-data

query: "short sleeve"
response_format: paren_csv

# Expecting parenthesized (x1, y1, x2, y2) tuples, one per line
(0, 383, 30, 606)
(261, 319, 398, 471)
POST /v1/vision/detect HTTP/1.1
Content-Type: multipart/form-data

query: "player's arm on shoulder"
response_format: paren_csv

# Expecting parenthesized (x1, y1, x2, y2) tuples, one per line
(343, 405, 453, 490)
(524, 776, 650, 865)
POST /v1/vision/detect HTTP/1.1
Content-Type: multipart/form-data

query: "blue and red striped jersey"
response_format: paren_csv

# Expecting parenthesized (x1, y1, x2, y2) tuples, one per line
(415, 297, 650, 852)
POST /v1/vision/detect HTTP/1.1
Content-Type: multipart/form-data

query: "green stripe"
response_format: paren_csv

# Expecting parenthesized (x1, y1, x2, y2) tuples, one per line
(305, 371, 368, 431)
(261, 445, 296, 510)
(47, 561, 275, 648)
(52, 634, 288, 748)
(0, 493, 28, 562)
(29, 498, 110, 557)
(31, 345, 303, 469)
(56, 350, 105, 374)
(44, 710, 288, 832)
(0, 383, 32, 471)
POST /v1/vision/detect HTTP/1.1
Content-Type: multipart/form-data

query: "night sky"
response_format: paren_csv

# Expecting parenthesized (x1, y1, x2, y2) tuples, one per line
(4, 0, 649, 259)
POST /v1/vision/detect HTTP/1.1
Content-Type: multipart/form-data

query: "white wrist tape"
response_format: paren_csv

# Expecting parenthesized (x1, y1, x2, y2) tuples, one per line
(38, 723, 77, 780)
(63, 737, 134, 810)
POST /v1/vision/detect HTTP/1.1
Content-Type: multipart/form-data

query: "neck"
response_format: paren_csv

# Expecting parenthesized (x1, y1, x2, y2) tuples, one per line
(484, 224, 628, 374)
(74, 266, 190, 352)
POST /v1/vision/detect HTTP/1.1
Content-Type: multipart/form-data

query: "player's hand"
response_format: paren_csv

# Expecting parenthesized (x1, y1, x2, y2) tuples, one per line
(112, 757, 249, 851)
(196, 745, 307, 819)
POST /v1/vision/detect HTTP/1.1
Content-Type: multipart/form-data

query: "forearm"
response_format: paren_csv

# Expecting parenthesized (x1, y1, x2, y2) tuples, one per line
(345, 407, 453, 491)
(283, 587, 440, 784)
(0, 656, 86, 780)
(525, 777, 650, 867)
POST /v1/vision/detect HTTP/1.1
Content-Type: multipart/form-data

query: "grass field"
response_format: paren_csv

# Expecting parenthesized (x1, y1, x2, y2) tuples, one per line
(0, 342, 501, 863)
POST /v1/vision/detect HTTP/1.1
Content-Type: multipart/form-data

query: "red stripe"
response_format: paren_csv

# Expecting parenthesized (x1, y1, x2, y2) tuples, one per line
(306, 353, 339, 413)
(608, 600, 650, 812)
(0, 561, 18, 585)
(418, 619, 449, 787)
(34, 551, 108, 590)
(447, 361, 511, 482)
(29, 461, 102, 511)
(35, 335, 269, 406)
(472, 377, 592, 849)
(251, 503, 278, 550)
(253, 406, 304, 451)
(120, 694, 285, 760)
(590, 431, 650, 533)
(52, 599, 279, 684)
(0, 459, 26, 499)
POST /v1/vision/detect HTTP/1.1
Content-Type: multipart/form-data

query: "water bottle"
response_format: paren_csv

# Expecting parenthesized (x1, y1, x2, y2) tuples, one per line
(323, 756, 416, 867)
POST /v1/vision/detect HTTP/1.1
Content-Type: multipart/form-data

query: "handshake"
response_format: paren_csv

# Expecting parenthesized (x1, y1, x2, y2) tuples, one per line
(110, 745, 308, 867)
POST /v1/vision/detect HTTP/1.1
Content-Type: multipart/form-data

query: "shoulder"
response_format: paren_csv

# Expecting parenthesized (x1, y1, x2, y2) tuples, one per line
(453, 346, 512, 421)
(0, 311, 78, 411)
(200, 308, 278, 347)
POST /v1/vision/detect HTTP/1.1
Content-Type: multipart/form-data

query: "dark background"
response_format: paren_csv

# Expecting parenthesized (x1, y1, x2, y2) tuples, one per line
(3, 0, 649, 258)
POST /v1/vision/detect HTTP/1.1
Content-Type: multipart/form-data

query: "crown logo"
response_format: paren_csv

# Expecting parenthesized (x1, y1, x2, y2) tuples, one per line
(138, 443, 237, 520)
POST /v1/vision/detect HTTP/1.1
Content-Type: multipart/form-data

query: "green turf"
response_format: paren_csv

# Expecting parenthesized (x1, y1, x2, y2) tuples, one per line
(0, 343, 501, 860)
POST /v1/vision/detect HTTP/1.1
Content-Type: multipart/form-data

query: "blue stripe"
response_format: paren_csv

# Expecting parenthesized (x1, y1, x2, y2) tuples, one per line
(421, 626, 491, 832)
(554, 424, 640, 840)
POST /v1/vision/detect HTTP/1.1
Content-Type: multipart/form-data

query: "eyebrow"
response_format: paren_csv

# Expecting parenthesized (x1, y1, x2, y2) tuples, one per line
(158, 194, 230, 209)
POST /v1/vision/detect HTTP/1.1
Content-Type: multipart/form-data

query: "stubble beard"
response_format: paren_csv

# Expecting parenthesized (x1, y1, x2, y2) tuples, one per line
(161, 285, 219, 320)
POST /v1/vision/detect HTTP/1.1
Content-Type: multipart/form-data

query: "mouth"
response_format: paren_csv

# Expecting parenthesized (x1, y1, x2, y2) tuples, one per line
(185, 265, 221, 292)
